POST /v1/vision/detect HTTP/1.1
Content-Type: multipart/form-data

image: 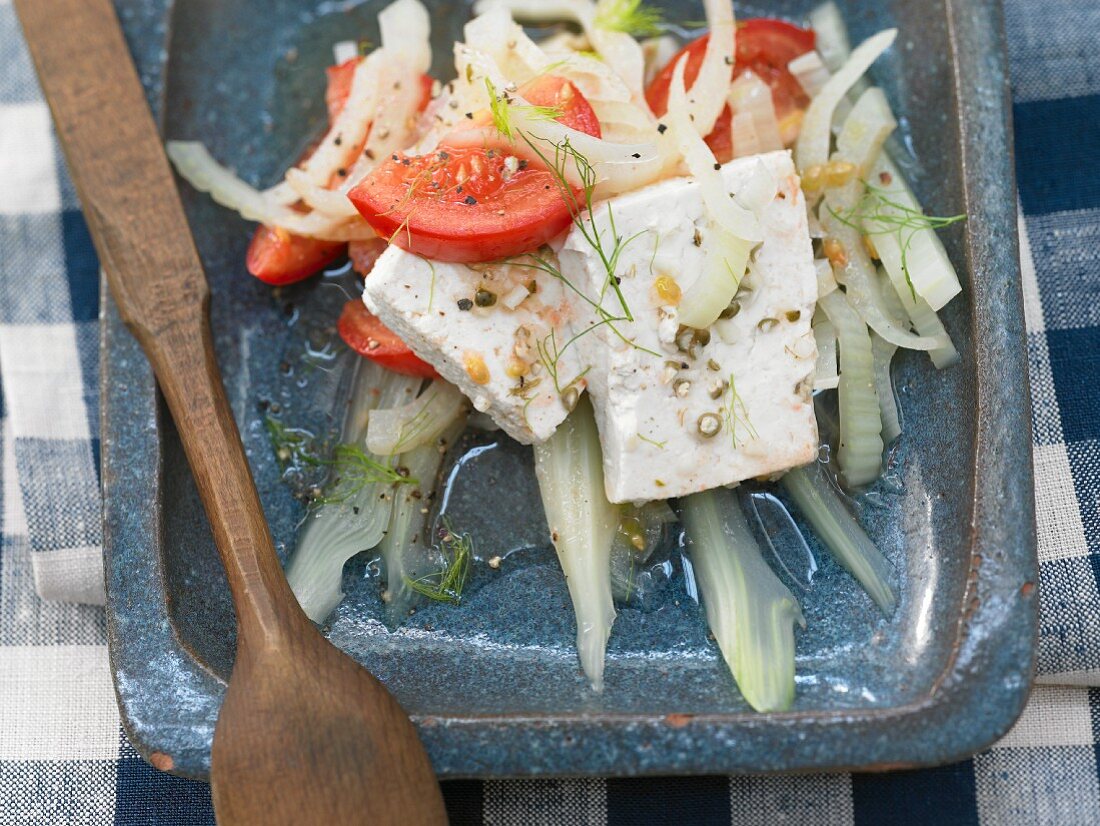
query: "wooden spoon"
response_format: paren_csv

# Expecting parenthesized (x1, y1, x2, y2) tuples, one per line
(14, 0, 449, 823)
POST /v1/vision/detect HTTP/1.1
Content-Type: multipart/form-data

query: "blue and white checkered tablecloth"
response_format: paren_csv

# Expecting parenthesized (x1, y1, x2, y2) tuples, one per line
(1, 0, 1098, 821)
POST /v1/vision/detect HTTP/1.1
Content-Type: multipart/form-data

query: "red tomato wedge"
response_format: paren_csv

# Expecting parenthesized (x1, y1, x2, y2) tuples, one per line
(347, 75, 601, 263)
(645, 19, 815, 162)
(348, 237, 389, 277)
(325, 58, 359, 122)
(247, 226, 347, 286)
(248, 61, 435, 285)
(337, 299, 438, 378)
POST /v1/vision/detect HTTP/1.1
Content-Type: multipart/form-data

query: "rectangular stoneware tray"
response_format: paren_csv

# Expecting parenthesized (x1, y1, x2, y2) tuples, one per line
(103, 0, 1038, 778)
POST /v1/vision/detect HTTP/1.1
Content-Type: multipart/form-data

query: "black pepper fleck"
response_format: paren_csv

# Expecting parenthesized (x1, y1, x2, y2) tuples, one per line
(463, 195, 477, 205)
(457, 298, 474, 311)
(657, 123, 668, 134)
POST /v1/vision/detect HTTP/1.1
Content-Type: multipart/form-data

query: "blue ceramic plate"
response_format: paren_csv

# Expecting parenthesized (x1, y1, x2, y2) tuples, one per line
(104, 0, 1036, 778)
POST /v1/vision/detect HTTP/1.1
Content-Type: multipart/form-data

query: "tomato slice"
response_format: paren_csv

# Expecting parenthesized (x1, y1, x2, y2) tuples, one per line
(475, 74, 602, 140)
(246, 226, 346, 286)
(645, 19, 815, 162)
(325, 59, 359, 123)
(348, 237, 389, 277)
(337, 299, 438, 378)
(348, 75, 601, 263)
(249, 62, 435, 285)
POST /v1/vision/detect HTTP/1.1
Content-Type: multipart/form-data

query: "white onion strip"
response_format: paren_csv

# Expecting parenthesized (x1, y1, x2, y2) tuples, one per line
(809, 1, 851, 73)
(789, 50, 831, 98)
(472, 0, 648, 104)
(728, 71, 783, 153)
(442, 106, 665, 198)
(730, 111, 760, 158)
(294, 49, 385, 188)
(285, 169, 360, 219)
(795, 28, 896, 172)
(665, 58, 760, 329)
(835, 86, 896, 178)
(666, 60, 761, 241)
(338, 56, 428, 192)
(820, 204, 949, 351)
(682, 0, 736, 135)
(379, 0, 431, 74)
(166, 142, 375, 241)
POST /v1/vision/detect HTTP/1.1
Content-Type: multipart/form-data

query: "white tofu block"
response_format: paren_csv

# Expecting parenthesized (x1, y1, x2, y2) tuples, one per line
(362, 246, 585, 444)
(559, 151, 819, 503)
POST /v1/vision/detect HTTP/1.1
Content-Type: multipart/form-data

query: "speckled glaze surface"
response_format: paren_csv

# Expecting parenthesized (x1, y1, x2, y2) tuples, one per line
(103, 0, 1036, 779)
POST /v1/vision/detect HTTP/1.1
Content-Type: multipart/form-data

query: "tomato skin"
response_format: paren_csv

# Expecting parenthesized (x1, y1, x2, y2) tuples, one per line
(337, 299, 438, 378)
(246, 225, 346, 285)
(325, 59, 359, 123)
(349, 146, 575, 262)
(249, 63, 436, 285)
(348, 76, 600, 263)
(644, 19, 815, 162)
(348, 237, 389, 277)
(518, 75, 602, 140)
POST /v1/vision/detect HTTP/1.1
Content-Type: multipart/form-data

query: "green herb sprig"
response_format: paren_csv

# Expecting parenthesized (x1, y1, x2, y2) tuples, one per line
(486, 78, 564, 142)
(265, 416, 416, 505)
(724, 374, 758, 449)
(828, 182, 966, 299)
(593, 0, 664, 37)
(404, 518, 473, 604)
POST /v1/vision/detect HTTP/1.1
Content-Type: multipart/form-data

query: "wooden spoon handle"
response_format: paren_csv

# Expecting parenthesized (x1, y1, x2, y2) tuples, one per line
(14, 0, 294, 639)
(146, 311, 303, 638)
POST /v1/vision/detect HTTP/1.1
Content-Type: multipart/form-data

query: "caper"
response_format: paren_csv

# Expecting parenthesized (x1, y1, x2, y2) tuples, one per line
(719, 301, 741, 320)
(785, 310, 801, 322)
(697, 412, 722, 438)
(675, 326, 696, 353)
(475, 289, 497, 307)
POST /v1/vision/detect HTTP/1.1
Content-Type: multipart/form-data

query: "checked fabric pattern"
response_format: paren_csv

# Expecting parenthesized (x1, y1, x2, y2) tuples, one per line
(1, 0, 1099, 822)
